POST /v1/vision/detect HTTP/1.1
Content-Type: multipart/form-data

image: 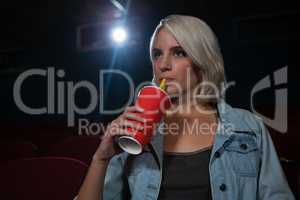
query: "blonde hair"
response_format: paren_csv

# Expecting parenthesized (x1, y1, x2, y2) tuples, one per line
(149, 15, 226, 101)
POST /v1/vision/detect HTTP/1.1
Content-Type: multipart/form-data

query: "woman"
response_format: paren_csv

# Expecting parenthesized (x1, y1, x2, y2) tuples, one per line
(76, 15, 294, 200)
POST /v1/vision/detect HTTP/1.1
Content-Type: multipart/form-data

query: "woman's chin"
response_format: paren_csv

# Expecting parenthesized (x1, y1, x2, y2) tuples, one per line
(166, 87, 179, 97)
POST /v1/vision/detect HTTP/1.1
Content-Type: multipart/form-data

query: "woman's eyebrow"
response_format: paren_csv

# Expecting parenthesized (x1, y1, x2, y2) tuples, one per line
(152, 48, 161, 52)
(152, 46, 183, 51)
(170, 46, 183, 51)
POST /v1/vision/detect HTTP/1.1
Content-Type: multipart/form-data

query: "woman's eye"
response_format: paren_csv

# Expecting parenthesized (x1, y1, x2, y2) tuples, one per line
(174, 49, 187, 57)
(152, 51, 161, 60)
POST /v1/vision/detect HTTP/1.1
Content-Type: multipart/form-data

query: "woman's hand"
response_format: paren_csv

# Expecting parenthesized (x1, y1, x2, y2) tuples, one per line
(93, 105, 148, 163)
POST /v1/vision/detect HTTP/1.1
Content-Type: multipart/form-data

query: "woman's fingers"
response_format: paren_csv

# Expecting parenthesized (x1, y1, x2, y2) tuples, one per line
(119, 120, 144, 130)
(106, 126, 134, 137)
(103, 105, 150, 139)
(110, 117, 145, 130)
(125, 105, 144, 113)
(125, 113, 152, 124)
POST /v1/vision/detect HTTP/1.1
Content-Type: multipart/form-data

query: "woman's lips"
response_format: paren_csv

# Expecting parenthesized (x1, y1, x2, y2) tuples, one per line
(160, 78, 175, 82)
(164, 79, 177, 87)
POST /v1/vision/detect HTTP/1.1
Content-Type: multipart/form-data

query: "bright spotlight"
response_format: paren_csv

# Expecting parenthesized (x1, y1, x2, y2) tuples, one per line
(111, 27, 127, 44)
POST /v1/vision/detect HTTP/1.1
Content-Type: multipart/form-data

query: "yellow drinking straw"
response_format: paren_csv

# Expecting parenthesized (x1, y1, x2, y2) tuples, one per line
(159, 78, 166, 90)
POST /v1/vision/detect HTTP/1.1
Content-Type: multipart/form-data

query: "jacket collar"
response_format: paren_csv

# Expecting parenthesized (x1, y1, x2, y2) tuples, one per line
(148, 100, 254, 169)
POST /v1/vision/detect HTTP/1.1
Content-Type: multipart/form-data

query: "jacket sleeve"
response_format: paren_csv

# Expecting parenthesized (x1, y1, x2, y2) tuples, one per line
(102, 154, 130, 200)
(258, 122, 295, 200)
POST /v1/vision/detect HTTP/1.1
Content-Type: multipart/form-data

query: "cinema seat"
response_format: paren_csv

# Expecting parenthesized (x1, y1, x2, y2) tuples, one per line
(0, 157, 88, 200)
(41, 136, 101, 165)
(0, 141, 38, 163)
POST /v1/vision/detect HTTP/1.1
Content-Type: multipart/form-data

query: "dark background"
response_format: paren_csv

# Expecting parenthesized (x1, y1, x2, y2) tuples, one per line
(0, 0, 298, 158)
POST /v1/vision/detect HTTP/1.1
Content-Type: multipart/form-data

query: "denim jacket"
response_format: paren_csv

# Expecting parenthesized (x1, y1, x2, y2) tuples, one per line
(102, 101, 295, 200)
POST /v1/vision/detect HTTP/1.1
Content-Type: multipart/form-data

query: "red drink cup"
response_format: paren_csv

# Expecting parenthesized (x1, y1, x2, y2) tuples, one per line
(117, 85, 171, 155)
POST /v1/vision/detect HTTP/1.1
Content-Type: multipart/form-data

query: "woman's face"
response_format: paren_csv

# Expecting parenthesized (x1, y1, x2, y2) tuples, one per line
(152, 28, 201, 97)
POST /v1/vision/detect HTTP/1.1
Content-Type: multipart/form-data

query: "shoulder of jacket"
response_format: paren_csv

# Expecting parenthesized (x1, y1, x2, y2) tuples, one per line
(227, 106, 264, 135)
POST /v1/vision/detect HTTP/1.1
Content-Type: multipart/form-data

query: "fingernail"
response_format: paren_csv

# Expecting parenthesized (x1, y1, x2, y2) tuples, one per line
(137, 107, 144, 112)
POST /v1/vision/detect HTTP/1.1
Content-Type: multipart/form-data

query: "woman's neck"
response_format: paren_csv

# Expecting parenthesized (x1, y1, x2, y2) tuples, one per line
(162, 99, 218, 150)
(165, 97, 217, 121)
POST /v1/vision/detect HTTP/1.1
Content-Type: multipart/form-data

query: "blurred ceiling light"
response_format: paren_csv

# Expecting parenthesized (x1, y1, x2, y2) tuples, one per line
(111, 27, 127, 44)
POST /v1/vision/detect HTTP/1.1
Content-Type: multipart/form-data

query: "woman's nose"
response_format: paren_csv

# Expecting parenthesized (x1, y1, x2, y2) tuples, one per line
(159, 55, 172, 72)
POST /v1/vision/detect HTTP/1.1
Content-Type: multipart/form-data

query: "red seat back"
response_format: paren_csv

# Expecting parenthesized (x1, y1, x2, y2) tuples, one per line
(42, 136, 101, 165)
(0, 141, 38, 163)
(0, 157, 87, 200)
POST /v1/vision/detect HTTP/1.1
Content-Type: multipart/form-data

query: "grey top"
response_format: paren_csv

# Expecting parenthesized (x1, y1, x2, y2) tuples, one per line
(158, 147, 212, 200)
